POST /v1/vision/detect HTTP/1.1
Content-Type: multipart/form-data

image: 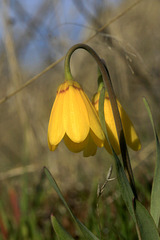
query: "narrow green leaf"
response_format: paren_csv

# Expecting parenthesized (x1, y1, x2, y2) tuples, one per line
(76, 219, 100, 240)
(44, 167, 74, 220)
(51, 215, 74, 240)
(113, 153, 136, 223)
(44, 167, 99, 240)
(143, 98, 160, 227)
(134, 200, 160, 240)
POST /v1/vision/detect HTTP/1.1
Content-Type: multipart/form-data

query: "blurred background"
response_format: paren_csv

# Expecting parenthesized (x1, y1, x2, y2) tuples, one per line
(0, 0, 160, 239)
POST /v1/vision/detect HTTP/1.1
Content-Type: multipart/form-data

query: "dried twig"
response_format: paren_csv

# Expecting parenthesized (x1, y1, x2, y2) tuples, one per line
(97, 166, 115, 199)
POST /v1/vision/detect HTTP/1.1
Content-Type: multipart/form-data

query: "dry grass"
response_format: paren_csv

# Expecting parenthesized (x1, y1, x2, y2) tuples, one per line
(0, 0, 159, 195)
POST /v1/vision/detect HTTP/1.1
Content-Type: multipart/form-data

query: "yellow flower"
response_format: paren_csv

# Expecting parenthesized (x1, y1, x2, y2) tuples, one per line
(48, 80, 105, 157)
(92, 91, 141, 154)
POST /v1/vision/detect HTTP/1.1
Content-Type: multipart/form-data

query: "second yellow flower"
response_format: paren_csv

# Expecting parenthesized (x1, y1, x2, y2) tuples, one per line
(92, 91, 141, 154)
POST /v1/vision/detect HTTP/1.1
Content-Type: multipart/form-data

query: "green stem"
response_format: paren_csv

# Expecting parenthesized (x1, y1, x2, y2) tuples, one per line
(64, 43, 137, 198)
(64, 49, 74, 81)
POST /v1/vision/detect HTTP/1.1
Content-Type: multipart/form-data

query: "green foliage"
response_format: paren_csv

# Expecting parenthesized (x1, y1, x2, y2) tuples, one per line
(1, 159, 160, 240)
(51, 216, 74, 240)
(134, 200, 160, 240)
(143, 98, 160, 227)
(112, 143, 160, 240)
(44, 167, 100, 240)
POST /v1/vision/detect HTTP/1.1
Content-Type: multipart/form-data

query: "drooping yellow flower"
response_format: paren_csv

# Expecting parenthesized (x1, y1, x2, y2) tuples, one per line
(92, 91, 141, 155)
(48, 80, 105, 156)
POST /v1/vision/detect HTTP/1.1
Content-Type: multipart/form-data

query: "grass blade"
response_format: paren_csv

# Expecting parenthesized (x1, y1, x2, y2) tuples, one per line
(113, 153, 136, 223)
(134, 200, 160, 240)
(44, 167, 99, 240)
(51, 215, 75, 240)
(143, 98, 160, 227)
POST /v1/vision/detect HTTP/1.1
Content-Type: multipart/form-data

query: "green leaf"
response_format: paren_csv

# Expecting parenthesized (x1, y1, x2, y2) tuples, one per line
(143, 98, 160, 227)
(44, 167, 99, 240)
(76, 219, 100, 240)
(134, 200, 160, 240)
(51, 215, 74, 240)
(113, 153, 136, 223)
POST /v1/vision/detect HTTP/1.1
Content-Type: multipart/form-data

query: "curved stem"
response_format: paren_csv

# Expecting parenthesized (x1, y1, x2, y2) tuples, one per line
(64, 43, 137, 198)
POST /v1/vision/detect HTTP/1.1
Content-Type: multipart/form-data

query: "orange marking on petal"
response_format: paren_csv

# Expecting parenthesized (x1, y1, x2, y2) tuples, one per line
(57, 82, 82, 94)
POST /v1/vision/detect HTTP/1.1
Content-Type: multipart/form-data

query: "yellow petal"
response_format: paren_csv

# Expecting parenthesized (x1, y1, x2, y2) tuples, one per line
(48, 84, 65, 148)
(83, 131, 98, 157)
(103, 96, 121, 154)
(48, 136, 57, 151)
(80, 90, 105, 145)
(63, 80, 90, 143)
(64, 133, 88, 153)
(93, 92, 120, 153)
(118, 101, 141, 151)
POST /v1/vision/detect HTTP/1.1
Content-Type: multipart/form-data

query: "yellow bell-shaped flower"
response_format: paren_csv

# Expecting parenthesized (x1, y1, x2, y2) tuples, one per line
(92, 91, 141, 155)
(48, 80, 105, 156)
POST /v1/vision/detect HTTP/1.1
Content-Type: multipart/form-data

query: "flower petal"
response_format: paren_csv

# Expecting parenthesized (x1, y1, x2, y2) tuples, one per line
(80, 91, 105, 145)
(48, 84, 65, 147)
(102, 96, 120, 154)
(118, 101, 141, 151)
(83, 131, 98, 157)
(64, 133, 88, 153)
(48, 136, 57, 151)
(63, 81, 90, 143)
